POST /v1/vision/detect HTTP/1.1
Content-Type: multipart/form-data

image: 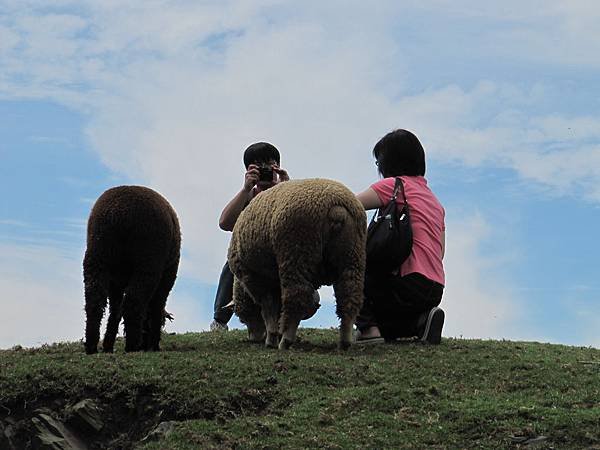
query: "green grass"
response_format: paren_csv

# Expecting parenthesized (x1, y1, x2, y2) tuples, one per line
(1, 329, 599, 449)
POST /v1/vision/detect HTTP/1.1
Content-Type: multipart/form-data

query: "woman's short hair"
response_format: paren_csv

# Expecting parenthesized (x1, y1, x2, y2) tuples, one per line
(373, 129, 426, 177)
(243, 142, 281, 168)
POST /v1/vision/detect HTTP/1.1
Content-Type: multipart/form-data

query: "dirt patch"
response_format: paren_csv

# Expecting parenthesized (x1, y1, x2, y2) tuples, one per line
(1, 386, 275, 449)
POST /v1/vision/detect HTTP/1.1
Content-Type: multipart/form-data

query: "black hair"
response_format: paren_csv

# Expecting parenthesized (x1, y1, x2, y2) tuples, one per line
(243, 142, 281, 168)
(372, 129, 426, 177)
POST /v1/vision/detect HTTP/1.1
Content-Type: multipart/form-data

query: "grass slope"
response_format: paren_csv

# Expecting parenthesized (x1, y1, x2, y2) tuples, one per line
(1, 329, 599, 449)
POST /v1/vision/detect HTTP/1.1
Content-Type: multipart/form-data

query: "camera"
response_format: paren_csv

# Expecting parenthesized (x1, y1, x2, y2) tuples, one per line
(258, 165, 274, 182)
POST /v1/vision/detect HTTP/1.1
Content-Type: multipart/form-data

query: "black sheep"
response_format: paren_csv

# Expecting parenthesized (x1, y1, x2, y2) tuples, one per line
(83, 186, 181, 354)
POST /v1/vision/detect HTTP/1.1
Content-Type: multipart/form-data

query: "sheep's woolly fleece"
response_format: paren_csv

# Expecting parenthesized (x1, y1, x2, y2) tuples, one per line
(83, 185, 181, 354)
(228, 178, 367, 349)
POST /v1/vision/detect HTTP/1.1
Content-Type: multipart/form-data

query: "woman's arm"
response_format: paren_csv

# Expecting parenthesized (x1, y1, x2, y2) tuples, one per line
(356, 187, 383, 211)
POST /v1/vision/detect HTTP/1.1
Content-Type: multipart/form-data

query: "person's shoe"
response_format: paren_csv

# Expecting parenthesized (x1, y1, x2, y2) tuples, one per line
(419, 307, 444, 345)
(354, 327, 385, 345)
(355, 335, 385, 345)
(210, 319, 229, 332)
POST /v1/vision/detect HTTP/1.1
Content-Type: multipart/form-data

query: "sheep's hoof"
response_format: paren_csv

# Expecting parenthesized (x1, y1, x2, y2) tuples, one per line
(278, 338, 293, 350)
(265, 333, 280, 348)
(338, 340, 352, 351)
(247, 328, 266, 343)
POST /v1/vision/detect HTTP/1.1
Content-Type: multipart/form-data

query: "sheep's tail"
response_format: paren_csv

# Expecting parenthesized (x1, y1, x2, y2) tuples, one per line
(328, 205, 350, 234)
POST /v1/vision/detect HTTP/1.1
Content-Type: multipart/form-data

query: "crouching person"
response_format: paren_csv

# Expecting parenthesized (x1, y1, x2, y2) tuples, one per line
(355, 129, 446, 345)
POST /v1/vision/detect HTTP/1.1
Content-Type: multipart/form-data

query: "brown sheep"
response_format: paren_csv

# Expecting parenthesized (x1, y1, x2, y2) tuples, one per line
(83, 186, 181, 354)
(228, 178, 366, 350)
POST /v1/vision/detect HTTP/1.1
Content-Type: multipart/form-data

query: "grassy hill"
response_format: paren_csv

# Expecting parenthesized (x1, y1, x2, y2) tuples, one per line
(1, 329, 599, 449)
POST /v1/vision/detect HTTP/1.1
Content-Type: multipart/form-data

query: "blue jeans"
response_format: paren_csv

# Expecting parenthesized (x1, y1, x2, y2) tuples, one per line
(214, 261, 321, 324)
(213, 261, 234, 324)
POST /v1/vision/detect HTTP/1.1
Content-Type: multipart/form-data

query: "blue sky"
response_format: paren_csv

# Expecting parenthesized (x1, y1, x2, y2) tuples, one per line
(1, 1, 599, 348)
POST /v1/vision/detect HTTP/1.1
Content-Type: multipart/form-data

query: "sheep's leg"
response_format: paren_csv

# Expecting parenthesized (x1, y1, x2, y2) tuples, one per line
(83, 253, 108, 355)
(279, 283, 313, 350)
(143, 263, 178, 351)
(279, 317, 301, 350)
(333, 269, 364, 350)
(261, 294, 281, 348)
(84, 279, 107, 355)
(234, 272, 279, 345)
(233, 278, 266, 342)
(123, 272, 159, 352)
(102, 284, 124, 353)
(338, 316, 354, 351)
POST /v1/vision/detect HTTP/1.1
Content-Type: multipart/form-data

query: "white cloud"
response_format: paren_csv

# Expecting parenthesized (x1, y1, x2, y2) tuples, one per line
(0, 219, 31, 228)
(0, 242, 84, 349)
(0, 24, 19, 52)
(0, 240, 217, 349)
(2, 1, 600, 346)
(390, 84, 600, 202)
(2, 3, 599, 215)
(404, 1, 600, 68)
(442, 214, 523, 340)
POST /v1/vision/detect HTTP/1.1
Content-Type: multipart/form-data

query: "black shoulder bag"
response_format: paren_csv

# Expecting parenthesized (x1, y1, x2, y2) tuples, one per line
(366, 177, 413, 274)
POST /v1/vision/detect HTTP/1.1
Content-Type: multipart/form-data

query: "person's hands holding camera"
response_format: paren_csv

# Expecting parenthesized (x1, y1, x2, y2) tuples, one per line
(243, 164, 261, 192)
(273, 165, 289, 182)
(244, 163, 289, 193)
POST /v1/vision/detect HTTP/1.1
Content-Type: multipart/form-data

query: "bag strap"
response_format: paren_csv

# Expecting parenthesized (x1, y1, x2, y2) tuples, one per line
(372, 177, 407, 223)
(391, 177, 408, 207)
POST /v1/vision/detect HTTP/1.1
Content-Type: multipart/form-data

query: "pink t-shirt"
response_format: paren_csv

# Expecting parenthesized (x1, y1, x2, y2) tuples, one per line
(370, 176, 445, 286)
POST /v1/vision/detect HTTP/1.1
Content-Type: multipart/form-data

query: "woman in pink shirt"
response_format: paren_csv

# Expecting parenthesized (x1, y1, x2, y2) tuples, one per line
(355, 129, 446, 345)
